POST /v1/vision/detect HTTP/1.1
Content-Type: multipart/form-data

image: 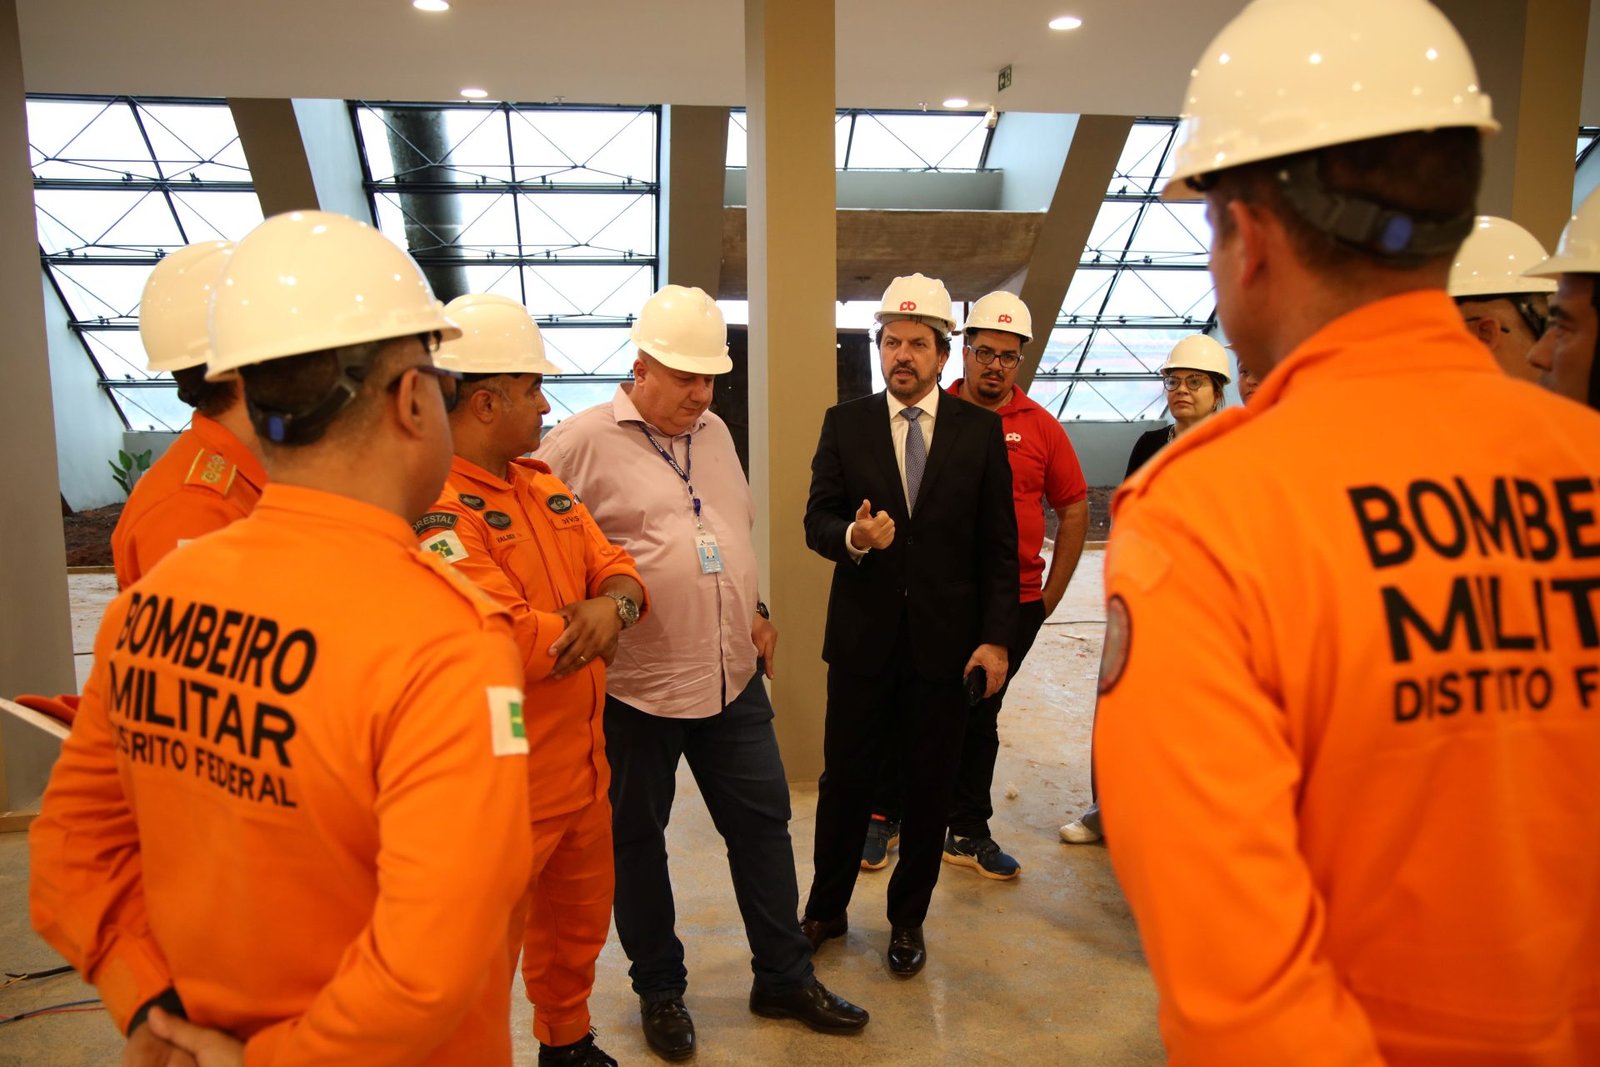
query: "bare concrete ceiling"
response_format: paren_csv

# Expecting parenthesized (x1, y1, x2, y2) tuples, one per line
(17, 0, 1240, 116)
(720, 208, 1043, 302)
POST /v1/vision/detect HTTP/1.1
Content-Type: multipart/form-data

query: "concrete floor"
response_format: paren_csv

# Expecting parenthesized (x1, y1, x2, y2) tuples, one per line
(0, 549, 1164, 1065)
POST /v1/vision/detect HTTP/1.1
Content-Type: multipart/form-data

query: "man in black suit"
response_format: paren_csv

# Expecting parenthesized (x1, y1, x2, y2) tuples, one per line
(799, 273, 1019, 977)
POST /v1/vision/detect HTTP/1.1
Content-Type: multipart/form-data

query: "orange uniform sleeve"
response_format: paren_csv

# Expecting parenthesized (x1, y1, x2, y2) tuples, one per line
(241, 625, 532, 1065)
(117, 492, 242, 590)
(574, 499, 649, 615)
(29, 619, 175, 1032)
(1096, 508, 1384, 1066)
(420, 503, 564, 683)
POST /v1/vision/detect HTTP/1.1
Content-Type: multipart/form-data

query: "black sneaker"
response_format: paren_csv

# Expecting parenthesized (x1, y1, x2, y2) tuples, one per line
(538, 1031, 618, 1066)
(860, 816, 900, 871)
(941, 831, 1021, 880)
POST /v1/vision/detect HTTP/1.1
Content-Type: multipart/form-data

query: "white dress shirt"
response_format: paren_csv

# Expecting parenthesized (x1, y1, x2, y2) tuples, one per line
(845, 386, 940, 558)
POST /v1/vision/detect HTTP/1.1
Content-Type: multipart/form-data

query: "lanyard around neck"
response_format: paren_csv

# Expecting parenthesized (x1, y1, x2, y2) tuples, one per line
(638, 425, 702, 524)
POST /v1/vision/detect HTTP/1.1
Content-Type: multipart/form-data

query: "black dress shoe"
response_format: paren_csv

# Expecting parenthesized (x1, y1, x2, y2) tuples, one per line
(639, 996, 695, 1061)
(887, 925, 926, 977)
(799, 911, 847, 952)
(538, 1032, 619, 1066)
(750, 978, 870, 1033)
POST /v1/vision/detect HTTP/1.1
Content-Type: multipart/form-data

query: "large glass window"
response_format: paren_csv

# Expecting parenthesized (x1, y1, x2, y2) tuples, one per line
(352, 102, 659, 423)
(27, 96, 262, 431)
(1039, 118, 1218, 422)
(727, 108, 991, 172)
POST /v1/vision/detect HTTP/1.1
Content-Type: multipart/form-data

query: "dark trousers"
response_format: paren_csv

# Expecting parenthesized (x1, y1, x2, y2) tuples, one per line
(605, 672, 813, 1000)
(871, 598, 1048, 839)
(807, 617, 968, 929)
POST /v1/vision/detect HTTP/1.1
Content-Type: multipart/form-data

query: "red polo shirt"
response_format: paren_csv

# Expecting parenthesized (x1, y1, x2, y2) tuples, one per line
(949, 381, 1087, 601)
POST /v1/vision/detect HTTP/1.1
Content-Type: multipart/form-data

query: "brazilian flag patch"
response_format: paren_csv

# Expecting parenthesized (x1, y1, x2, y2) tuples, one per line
(487, 686, 530, 756)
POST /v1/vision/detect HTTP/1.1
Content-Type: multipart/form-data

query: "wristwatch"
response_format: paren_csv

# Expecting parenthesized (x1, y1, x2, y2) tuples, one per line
(604, 591, 642, 629)
(755, 600, 770, 620)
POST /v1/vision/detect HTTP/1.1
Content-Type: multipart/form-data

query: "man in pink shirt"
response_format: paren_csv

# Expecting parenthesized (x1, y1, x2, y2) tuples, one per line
(539, 285, 867, 1061)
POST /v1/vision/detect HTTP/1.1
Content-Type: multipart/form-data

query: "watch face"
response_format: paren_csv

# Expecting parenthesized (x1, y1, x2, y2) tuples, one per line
(614, 595, 640, 626)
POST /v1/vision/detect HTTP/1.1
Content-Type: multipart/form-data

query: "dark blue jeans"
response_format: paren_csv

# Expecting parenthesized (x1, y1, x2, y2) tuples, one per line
(604, 671, 813, 1001)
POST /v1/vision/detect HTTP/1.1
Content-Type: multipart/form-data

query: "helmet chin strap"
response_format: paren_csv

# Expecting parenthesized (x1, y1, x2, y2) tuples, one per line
(1273, 156, 1475, 267)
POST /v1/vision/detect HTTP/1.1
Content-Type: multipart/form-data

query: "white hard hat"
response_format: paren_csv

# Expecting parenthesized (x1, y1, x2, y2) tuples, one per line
(140, 241, 232, 373)
(208, 210, 460, 379)
(876, 273, 956, 336)
(1448, 217, 1557, 297)
(630, 284, 731, 375)
(1161, 335, 1232, 383)
(1164, 0, 1497, 198)
(436, 293, 563, 375)
(1526, 187, 1600, 277)
(963, 291, 1033, 342)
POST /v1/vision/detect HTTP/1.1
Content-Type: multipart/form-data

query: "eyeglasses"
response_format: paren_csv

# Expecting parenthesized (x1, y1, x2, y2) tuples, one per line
(1162, 373, 1211, 393)
(395, 364, 462, 412)
(969, 345, 1021, 369)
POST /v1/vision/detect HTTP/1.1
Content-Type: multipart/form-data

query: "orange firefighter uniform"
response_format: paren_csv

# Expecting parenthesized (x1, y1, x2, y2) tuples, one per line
(31, 483, 533, 1065)
(417, 454, 647, 1047)
(111, 414, 265, 589)
(1097, 292, 1600, 1066)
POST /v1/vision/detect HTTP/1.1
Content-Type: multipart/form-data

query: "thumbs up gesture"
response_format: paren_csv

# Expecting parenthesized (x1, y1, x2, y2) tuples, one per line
(849, 499, 896, 551)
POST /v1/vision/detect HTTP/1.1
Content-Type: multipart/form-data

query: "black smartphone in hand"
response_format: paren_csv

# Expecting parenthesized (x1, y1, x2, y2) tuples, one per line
(964, 667, 987, 706)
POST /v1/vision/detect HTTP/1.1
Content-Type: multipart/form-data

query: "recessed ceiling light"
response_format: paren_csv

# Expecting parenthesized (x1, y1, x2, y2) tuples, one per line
(1049, 15, 1083, 30)
(460, 88, 489, 99)
(943, 97, 970, 108)
(413, 0, 450, 11)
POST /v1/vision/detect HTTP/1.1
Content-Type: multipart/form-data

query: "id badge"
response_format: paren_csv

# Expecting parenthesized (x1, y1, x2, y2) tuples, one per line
(696, 534, 724, 574)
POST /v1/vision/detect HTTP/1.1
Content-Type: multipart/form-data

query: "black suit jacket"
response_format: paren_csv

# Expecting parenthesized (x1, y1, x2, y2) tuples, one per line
(804, 390, 1019, 680)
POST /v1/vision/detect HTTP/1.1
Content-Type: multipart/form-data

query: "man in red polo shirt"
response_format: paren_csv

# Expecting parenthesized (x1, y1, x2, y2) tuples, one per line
(859, 291, 1089, 880)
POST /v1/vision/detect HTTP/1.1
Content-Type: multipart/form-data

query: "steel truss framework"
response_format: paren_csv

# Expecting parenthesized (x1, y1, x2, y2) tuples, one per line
(727, 107, 995, 172)
(350, 101, 661, 421)
(1032, 118, 1221, 422)
(27, 94, 263, 431)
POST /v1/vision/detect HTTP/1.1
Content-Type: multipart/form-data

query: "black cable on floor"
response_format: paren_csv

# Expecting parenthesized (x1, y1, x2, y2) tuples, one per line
(0, 998, 103, 1026)
(3, 965, 73, 982)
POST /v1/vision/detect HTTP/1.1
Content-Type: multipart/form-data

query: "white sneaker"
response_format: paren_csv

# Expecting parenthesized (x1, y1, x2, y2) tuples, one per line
(1058, 818, 1102, 844)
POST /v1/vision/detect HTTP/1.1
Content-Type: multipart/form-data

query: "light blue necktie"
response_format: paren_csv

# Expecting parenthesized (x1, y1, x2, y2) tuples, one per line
(901, 407, 926, 512)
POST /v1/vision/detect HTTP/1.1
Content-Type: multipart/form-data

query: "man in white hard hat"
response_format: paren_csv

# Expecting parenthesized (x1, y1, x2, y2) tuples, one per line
(800, 273, 1018, 978)
(419, 294, 649, 1067)
(30, 211, 534, 1065)
(858, 290, 1088, 881)
(1448, 215, 1555, 383)
(111, 240, 265, 589)
(1525, 187, 1600, 410)
(1094, 1, 1600, 1063)
(540, 284, 867, 1060)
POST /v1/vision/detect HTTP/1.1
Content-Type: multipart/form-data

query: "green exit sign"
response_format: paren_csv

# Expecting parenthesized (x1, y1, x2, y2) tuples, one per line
(998, 65, 1012, 92)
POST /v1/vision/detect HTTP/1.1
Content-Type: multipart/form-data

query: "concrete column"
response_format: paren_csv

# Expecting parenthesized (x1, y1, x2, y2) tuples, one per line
(659, 105, 730, 294)
(229, 97, 376, 224)
(1013, 115, 1133, 391)
(1440, 0, 1587, 246)
(1509, 0, 1587, 246)
(0, 0, 77, 813)
(745, 0, 835, 781)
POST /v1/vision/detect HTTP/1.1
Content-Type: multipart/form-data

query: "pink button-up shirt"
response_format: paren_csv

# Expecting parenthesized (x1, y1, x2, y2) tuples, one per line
(538, 385, 760, 719)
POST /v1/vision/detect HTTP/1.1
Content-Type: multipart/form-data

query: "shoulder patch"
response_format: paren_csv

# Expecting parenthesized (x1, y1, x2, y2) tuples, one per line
(458, 493, 486, 510)
(413, 511, 459, 535)
(486, 685, 530, 757)
(183, 449, 237, 497)
(1098, 595, 1132, 695)
(420, 529, 470, 563)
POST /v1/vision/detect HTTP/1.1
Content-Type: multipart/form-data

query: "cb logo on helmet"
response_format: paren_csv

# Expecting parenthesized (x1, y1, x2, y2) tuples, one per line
(899, 300, 917, 312)
(998, 313, 1012, 323)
